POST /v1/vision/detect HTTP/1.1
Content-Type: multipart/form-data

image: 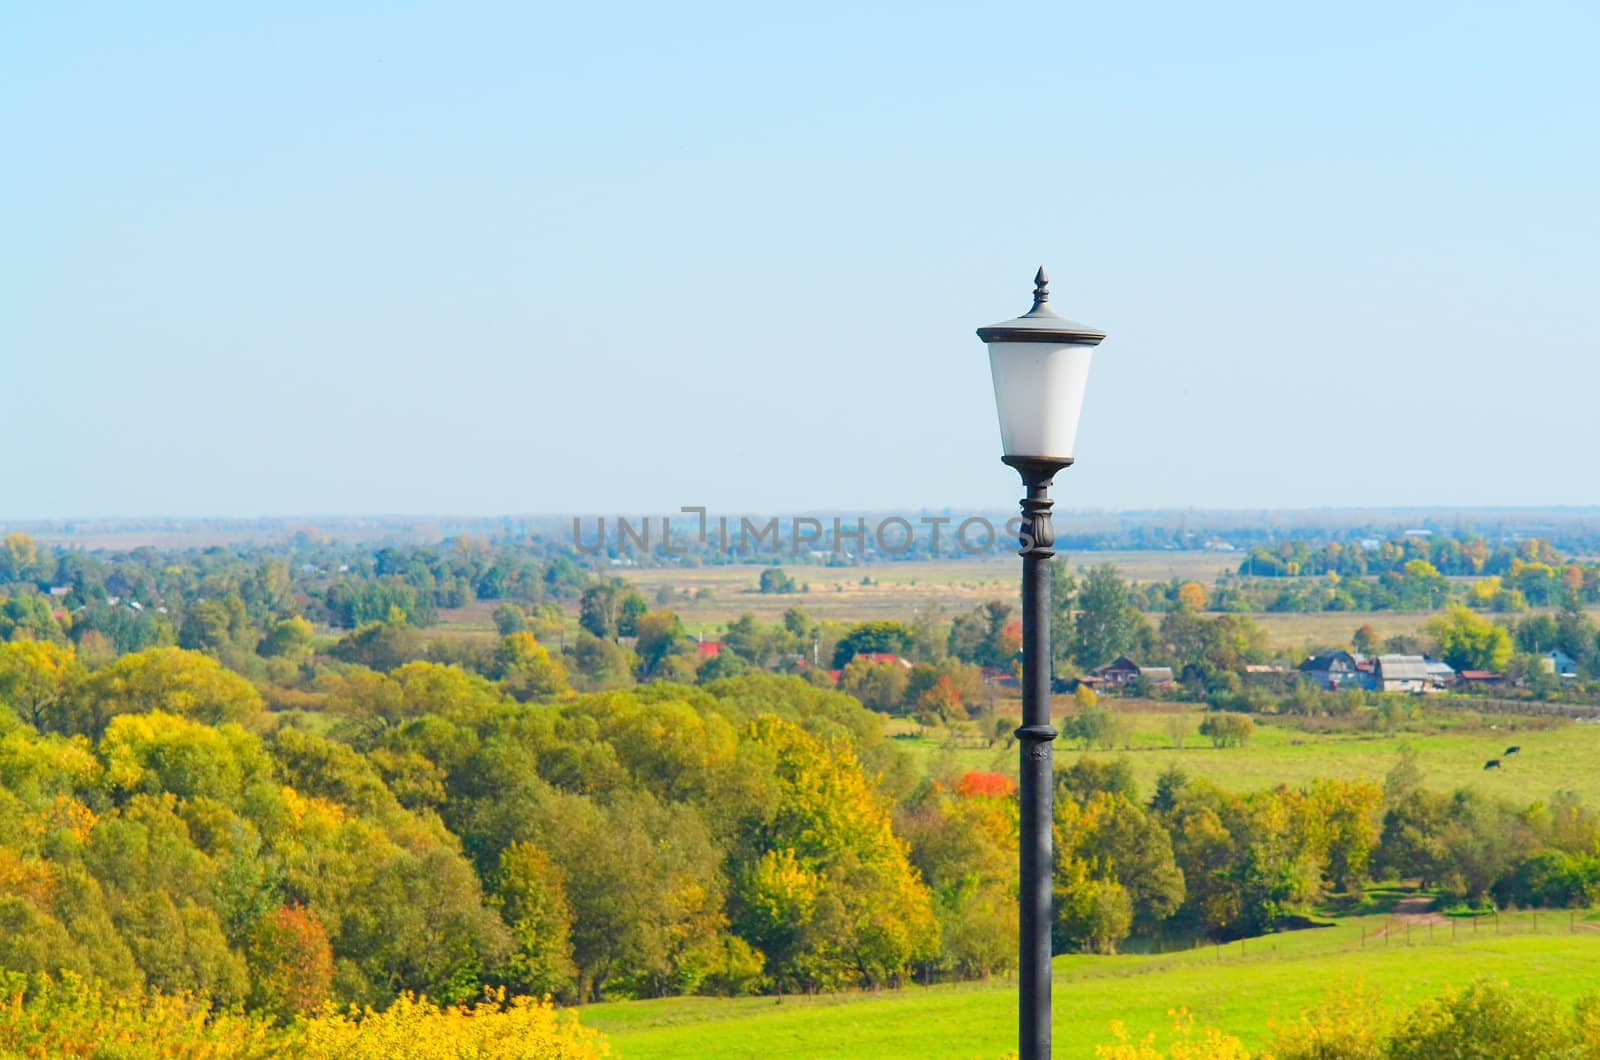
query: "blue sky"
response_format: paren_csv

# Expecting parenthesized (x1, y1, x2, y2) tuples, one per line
(4, 2, 1596, 519)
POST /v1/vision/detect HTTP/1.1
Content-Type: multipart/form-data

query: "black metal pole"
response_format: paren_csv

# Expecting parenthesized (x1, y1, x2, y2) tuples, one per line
(1004, 455, 1069, 1060)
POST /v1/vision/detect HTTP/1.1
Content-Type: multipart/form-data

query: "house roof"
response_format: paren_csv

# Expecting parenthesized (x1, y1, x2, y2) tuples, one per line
(858, 652, 913, 669)
(1459, 670, 1504, 680)
(1376, 655, 1431, 681)
(1139, 667, 1175, 682)
(1300, 650, 1355, 673)
(1091, 656, 1141, 675)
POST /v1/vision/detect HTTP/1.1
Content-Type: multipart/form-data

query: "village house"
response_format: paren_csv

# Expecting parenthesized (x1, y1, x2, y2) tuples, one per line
(1424, 658, 1457, 685)
(1297, 650, 1364, 690)
(1088, 657, 1174, 690)
(1374, 654, 1435, 693)
(1541, 649, 1578, 678)
(1089, 657, 1141, 688)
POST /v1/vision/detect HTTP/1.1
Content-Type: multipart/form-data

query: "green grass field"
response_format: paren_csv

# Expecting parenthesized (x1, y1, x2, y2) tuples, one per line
(583, 914, 1600, 1058)
(889, 708, 1600, 806)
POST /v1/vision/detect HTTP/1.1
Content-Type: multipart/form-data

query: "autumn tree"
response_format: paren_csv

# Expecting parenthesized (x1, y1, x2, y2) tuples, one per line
(733, 715, 938, 991)
(494, 842, 578, 1000)
(248, 905, 335, 1021)
(0, 639, 83, 731)
(493, 632, 570, 701)
(71, 647, 263, 737)
(1425, 605, 1513, 672)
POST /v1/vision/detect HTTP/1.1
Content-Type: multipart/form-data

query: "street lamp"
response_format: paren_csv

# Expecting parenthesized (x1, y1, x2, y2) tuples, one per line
(977, 267, 1105, 1060)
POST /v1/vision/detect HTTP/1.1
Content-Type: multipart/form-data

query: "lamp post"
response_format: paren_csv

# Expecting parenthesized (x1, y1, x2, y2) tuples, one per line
(977, 268, 1105, 1060)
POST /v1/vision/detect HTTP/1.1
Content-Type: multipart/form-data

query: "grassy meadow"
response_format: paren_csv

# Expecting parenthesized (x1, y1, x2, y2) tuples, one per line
(583, 913, 1600, 1058)
(889, 707, 1600, 807)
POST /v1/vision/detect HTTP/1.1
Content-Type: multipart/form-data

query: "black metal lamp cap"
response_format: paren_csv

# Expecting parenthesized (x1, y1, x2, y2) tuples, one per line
(976, 267, 1106, 345)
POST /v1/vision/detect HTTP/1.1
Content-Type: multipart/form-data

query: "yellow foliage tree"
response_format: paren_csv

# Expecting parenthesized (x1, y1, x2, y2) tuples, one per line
(74, 647, 262, 736)
(0, 640, 82, 731)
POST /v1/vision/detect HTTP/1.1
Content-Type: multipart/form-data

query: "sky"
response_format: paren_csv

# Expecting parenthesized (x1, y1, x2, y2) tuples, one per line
(4, 2, 1597, 520)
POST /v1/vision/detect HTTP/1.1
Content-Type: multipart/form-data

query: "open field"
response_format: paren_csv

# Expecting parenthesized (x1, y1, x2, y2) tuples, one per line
(886, 707, 1600, 806)
(429, 551, 1594, 653)
(583, 913, 1600, 1058)
(603, 552, 1240, 630)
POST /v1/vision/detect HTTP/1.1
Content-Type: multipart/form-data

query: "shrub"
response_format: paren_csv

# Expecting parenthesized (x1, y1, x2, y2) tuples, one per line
(1268, 980, 1387, 1059)
(297, 989, 609, 1059)
(1198, 713, 1254, 748)
(1094, 1008, 1248, 1059)
(0, 971, 276, 1058)
(1386, 980, 1574, 1059)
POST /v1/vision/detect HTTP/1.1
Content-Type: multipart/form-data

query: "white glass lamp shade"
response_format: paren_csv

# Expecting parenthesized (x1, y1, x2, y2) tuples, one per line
(987, 340, 1095, 461)
(976, 268, 1105, 462)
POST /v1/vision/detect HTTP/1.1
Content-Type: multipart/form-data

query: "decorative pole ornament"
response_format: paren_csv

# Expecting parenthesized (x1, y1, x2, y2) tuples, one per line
(976, 268, 1105, 1060)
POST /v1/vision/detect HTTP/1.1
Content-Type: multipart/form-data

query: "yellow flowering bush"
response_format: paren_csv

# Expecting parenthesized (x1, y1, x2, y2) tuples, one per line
(297, 989, 609, 1059)
(1267, 980, 1386, 1059)
(0, 972, 276, 1059)
(0, 975, 608, 1059)
(1096, 1008, 1249, 1060)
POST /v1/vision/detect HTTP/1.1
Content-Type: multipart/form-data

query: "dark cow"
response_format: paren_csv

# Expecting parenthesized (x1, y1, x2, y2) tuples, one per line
(1504, 746, 1521, 755)
(1484, 759, 1501, 770)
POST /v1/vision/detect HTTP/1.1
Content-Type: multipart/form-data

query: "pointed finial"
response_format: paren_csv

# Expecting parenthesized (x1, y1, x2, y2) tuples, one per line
(1032, 266, 1049, 308)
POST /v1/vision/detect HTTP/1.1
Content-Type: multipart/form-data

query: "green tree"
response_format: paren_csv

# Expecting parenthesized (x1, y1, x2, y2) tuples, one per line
(633, 610, 689, 678)
(1073, 565, 1141, 669)
(832, 621, 913, 668)
(328, 618, 426, 673)
(258, 615, 314, 660)
(838, 656, 910, 714)
(616, 591, 649, 638)
(578, 582, 622, 640)
(494, 842, 578, 1001)
(758, 568, 795, 594)
(492, 604, 528, 635)
(1425, 605, 1513, 672)
(568, 631, 637, 691)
